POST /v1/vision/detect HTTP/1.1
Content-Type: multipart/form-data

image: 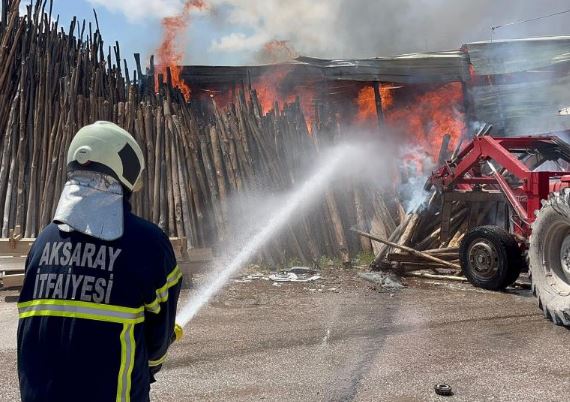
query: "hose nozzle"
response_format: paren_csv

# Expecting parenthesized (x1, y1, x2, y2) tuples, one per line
(174, 323, 184, 341)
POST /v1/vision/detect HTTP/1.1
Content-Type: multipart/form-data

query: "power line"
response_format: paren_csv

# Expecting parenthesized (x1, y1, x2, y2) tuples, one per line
(491, 8, 570, 32)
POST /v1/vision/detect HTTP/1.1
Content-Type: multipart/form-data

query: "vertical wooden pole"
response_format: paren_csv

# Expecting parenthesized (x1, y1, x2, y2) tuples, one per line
(372, 81, 384, 132)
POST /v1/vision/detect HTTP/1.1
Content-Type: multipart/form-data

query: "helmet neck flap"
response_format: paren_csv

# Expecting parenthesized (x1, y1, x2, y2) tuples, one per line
(54, 169, 125, 241)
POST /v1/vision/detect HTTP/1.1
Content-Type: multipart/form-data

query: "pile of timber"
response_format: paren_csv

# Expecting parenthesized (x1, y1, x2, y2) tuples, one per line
(370, 191, 469, 274)
(0, 0, 401, 267)
(364, 133, 504, 277)
(363, 132, 471, 275)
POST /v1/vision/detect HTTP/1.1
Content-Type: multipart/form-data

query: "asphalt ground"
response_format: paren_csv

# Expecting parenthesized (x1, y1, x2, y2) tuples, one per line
(1, 269, 569, 401)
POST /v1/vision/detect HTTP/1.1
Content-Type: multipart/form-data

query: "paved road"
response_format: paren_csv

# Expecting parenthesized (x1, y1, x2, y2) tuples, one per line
(1, 270, 569, 401)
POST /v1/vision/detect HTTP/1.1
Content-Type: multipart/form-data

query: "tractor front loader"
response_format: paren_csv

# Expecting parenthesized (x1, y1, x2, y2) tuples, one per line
(427, 132, 570, 326)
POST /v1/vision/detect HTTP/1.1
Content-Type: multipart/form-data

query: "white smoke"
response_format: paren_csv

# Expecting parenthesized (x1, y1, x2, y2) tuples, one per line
(210, 32, 268, 52)
(207, 0, 340, 58)
(208, 0, 570, 59)
(86, 0, 570, 62)
(398, 145, 435, 213)
(87, 0, 204, 22)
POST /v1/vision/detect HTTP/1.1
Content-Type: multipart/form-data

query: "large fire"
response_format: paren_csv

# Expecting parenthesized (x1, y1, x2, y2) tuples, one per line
(385, 82, 465, 160)
(156, 0, 206, 101)
(153, 1, 464, 160)
(251, 75, 465, 155)
(356, 82, 465, 160)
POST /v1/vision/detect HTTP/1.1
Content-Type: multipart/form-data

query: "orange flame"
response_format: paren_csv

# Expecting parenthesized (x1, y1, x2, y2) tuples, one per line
(252, 67, 316, 130)
(355, 82, 464, 163)
(258, 40, 298, 64)
(253, 69, 291, 112)
(385, 82, 465, 160)
(156, 0, 206, 101)
(356, 85, 394, 122)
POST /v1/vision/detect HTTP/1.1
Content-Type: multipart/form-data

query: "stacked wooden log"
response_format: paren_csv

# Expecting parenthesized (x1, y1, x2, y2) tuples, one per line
(365, 190, 467, 274)
(368, 134, 500, 276)
(0, 0, 402, 267)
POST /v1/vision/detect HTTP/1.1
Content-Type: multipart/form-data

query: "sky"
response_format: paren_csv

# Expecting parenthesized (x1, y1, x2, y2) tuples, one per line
(12, 0, 570, 67)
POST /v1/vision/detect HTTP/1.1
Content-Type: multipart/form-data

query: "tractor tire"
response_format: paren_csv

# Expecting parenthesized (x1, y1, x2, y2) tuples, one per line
(529, 189, 570, 326)
(460, 225, 524, 290)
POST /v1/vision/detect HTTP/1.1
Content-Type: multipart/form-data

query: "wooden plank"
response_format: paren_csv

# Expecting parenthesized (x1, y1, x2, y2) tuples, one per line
(352, 228, 461, 270)
(0, 238, 34, 256)
(439, 197, 453, 244)
(187, 247, 213, 262)
(0, 237, 210, 263)
(468, 202, 481, 228)
(0, 256, 26, 272)
(169, 237, 188, 259)
(437, 134, 451, 166)
(1, 273, 24, 288)
(372, 81, 384, 132)
(405, 271, 467, 282)
(387, 253, 458, 262)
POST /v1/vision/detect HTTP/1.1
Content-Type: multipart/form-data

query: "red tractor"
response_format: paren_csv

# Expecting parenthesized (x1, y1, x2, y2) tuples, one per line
(427, 130, 570, 326)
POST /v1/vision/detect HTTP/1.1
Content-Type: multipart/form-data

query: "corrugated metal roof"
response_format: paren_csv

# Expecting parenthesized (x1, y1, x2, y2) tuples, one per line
(464, 36, 570, 75)
(181, 36, 570, 84)
(470, 73, 570, 135)
(295, 51, 470, 83)
(181, 50, 470, 85)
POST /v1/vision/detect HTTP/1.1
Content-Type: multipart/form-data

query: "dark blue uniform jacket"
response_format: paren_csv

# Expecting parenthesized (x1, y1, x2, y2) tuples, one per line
(17, 202, 182, 402)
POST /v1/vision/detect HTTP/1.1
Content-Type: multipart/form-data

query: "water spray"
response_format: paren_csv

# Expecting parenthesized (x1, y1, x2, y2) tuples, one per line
(175, 143, 364, 330)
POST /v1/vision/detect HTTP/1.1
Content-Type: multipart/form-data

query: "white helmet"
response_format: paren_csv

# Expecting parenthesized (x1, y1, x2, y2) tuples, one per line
(67, 121, 145, 192)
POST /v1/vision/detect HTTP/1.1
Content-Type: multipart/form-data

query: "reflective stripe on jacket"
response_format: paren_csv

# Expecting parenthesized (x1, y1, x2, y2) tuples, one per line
(17, 202, 182, 402)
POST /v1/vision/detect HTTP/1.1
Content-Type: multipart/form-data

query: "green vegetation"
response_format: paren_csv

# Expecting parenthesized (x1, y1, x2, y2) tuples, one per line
(355, 251, 375, 266)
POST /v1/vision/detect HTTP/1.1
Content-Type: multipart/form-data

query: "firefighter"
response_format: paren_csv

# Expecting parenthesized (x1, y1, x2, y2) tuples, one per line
(17, 121, 182, 402)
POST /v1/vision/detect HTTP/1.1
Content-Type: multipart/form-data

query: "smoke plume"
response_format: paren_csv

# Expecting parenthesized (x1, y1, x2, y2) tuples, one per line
(89, 0, 570, 63)
(208, 0, 570, 61)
